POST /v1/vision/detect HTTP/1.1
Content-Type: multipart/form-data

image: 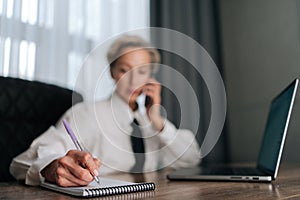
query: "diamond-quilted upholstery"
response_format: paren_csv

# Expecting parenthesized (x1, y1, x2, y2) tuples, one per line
(0, 76, 83, 181)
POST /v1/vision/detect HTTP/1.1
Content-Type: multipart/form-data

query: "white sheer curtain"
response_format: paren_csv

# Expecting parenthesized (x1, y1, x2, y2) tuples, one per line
(0, 0, 149, 101)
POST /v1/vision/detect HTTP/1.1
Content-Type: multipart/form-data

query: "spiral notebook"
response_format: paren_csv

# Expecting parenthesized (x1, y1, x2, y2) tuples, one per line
(41, 177, 155, 197)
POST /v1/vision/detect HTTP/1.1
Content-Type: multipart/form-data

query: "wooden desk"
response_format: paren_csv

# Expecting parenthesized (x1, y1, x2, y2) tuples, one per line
(1, 165, 300, 199)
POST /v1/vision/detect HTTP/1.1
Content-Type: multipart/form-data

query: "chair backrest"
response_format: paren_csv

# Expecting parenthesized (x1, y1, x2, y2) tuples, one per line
(0, 76, 83, 181)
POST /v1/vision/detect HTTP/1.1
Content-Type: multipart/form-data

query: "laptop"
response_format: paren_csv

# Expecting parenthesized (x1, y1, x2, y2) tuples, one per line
(167, 78, 299, 182)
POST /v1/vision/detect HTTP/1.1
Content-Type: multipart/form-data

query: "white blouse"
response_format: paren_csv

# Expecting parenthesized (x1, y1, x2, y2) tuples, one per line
(10, 92, 201, 185)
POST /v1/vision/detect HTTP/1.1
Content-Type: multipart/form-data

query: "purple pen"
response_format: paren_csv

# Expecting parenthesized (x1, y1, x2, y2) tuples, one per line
(62, 119, 100, 184)
(62, 119, 83, 151)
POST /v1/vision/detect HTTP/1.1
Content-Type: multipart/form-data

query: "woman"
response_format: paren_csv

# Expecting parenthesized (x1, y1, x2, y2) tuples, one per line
(10, 35, 201, 187)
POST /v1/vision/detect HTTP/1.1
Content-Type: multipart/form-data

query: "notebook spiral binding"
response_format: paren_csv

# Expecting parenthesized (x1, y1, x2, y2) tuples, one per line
(84, 182, 155, 197)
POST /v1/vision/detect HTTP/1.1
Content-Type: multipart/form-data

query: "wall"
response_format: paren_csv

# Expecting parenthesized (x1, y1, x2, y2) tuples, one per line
(220, 0, 300, 163)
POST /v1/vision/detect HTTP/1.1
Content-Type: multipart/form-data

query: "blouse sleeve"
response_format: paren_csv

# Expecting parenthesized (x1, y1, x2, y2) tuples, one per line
(9, 106, 81, 186)
(158, 120, 201, 169)
(9, 126, 73, 185)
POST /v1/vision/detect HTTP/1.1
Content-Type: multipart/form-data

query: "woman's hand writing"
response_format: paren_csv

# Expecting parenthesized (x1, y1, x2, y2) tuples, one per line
(41, 150, 101, 187)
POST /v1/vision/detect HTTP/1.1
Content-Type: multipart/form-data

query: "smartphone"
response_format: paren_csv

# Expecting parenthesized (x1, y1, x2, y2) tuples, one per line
(145, 95, 152, 108)
(145, 70, 155, 108)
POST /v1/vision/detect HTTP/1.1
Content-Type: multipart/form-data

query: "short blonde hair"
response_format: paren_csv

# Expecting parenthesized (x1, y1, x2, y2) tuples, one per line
(106, 35, 160, 72)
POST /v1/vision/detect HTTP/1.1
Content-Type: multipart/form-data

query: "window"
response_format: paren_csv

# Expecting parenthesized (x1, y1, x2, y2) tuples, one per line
(0, 0, 149, 100)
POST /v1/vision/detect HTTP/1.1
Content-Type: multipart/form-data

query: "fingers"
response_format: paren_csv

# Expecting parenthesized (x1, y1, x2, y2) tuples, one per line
(56, 160, 91, 187)
(70, 150, 99, 177)
(54, 150, 101, 187)
(144, 79, 161, 93)
(93, 157, 102, 169)
(143, 81, 161, 105)
(58, 154, 93, 181)
(128, 88, 142, 108)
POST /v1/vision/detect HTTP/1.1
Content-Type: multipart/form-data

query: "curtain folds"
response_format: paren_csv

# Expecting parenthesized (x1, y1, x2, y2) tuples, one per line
(150, 0, 228, 164)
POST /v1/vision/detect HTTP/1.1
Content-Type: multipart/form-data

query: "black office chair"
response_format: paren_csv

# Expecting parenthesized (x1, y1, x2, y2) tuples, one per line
(0, 76, 83, 181)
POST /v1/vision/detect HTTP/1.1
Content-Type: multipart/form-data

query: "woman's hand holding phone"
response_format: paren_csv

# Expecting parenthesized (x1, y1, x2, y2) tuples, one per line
(143, 78, 165, 132)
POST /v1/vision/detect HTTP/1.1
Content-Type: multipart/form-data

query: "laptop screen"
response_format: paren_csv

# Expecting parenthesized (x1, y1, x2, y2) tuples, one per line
(257, 79, 298, 175)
